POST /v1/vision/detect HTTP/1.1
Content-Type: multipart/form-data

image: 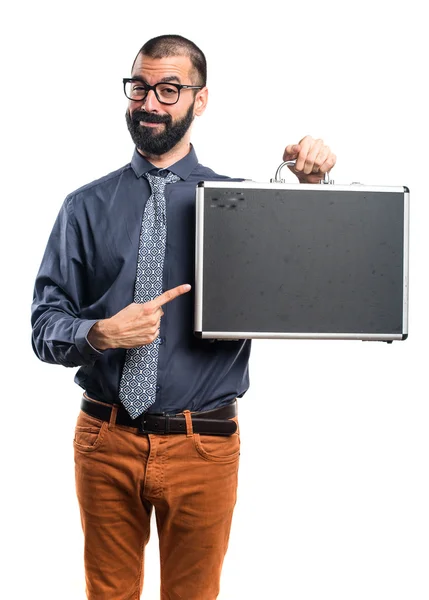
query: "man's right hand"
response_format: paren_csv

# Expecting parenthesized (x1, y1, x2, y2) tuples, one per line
(87, 284, 192, 351)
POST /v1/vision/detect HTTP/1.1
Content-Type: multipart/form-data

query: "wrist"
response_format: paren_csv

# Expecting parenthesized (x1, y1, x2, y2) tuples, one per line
(87, 319, 115, 351)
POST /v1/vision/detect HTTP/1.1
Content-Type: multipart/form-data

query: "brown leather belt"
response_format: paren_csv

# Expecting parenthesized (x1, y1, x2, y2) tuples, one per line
(81, 396, 238, 436)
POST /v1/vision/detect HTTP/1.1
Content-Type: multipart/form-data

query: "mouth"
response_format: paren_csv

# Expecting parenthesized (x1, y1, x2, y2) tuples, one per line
(139, 120, 165, 128)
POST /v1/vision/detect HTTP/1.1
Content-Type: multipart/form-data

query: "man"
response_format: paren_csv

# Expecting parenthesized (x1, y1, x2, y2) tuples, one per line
(31, 34, 336, 600)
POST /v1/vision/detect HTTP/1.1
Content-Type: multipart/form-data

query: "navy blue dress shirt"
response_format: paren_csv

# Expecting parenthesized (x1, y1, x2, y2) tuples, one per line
(31, 146, 251, 414)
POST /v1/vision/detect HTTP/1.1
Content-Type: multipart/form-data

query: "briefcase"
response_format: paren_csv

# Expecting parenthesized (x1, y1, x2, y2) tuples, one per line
(194, 179, 409, 342)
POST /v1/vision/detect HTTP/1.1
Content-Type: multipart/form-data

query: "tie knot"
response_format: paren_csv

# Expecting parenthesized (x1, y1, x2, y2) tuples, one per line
(145, 170, 180, 189)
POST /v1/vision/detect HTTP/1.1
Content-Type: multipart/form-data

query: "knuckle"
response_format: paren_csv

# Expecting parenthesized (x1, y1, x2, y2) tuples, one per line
(141, 303, 152, 315)
(320, 144, 328, 155)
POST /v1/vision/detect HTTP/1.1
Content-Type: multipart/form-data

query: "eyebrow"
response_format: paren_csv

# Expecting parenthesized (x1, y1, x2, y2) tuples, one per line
(129, 75, 182, 84)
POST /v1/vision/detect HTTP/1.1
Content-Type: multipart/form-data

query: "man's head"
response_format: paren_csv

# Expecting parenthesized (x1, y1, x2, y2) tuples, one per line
(125, 35, 208, 158)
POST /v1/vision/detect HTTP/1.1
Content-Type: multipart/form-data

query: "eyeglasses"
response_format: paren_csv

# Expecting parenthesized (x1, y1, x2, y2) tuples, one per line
(123, 78, 203, 105)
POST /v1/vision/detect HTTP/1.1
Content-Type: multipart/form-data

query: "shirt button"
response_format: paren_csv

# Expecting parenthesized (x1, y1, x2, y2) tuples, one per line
(159, 337, 164, 345)
(156, 385, 161, 392)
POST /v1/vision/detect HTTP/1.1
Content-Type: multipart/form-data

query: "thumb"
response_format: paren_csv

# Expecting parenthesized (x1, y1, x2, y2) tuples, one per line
(283, 144, 300, 162)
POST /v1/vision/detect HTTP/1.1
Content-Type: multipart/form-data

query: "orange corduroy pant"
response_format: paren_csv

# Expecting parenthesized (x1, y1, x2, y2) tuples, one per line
(74, 400, 240, 600)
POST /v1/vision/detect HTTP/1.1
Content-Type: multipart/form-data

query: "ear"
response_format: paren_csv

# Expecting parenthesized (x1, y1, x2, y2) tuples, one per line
(193, 86, 208, 117)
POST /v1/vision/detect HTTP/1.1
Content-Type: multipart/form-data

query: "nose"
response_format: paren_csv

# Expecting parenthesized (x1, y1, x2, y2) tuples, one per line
(140, 88, 159, 112)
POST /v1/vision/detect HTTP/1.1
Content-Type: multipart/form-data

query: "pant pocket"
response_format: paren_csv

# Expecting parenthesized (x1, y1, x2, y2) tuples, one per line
(73, 410, 108, 453)
(193, 418, 240, 463)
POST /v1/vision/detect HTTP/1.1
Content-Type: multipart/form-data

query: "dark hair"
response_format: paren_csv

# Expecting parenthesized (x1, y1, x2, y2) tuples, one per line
(132, 34, 207, 86)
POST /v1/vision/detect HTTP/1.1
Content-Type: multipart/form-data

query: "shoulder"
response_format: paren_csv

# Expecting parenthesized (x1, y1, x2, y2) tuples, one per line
(63, 162, 135, 219)
(189, 162, 243, 183)
(65, 162, 133, 205)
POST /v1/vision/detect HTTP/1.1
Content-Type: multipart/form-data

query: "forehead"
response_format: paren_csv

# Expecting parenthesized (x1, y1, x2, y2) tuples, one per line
(131, 54, 194, 83)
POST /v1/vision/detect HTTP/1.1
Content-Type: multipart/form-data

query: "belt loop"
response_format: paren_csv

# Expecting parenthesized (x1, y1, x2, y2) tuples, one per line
(183, 410, 193, 437)
(109, 405, 119, 429)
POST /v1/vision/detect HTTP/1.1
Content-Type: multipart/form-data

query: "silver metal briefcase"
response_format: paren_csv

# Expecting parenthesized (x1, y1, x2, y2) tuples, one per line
(194, 164, 409, 343)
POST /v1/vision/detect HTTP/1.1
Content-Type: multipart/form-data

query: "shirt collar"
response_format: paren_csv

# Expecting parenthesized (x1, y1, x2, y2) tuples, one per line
(130, 144, 199, 181)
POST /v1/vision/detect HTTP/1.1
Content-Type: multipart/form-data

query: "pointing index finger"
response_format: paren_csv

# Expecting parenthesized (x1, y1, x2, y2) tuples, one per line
(152, 284, 192, 309)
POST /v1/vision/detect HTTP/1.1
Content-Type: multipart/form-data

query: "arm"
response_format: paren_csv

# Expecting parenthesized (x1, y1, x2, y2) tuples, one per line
(31, 196, 103, 367)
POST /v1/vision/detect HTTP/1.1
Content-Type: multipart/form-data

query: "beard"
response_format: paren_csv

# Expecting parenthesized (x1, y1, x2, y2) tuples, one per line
(125, 101, 195, 156)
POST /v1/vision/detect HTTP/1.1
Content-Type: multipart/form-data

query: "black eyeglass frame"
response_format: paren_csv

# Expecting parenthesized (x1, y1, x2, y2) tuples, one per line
(123, 78, 203, 105)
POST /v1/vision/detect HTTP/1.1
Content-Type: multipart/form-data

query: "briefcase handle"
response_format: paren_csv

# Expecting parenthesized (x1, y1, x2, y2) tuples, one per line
(271, 160, 332, 184)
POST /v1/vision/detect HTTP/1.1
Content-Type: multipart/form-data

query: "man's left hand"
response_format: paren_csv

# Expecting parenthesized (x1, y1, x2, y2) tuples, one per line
(283, 135, 336, 184)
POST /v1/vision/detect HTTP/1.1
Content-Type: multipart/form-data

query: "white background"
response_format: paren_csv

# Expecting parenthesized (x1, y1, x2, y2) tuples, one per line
(1, 0, 428, 598)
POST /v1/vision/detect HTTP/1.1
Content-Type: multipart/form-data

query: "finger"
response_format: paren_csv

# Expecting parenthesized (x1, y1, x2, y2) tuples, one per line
(303, 139, 323, 175)
(282, 144, 301, 162)
(140, 304, 165, 319)
(151, 283, 192, 309)
(318, 153, 337, 174)
(147, 315, 161, 333)
(311, 145, 330, 173)
(294, 136, 313, 173)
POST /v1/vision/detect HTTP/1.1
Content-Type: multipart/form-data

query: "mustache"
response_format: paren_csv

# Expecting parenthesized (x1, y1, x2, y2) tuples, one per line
(131, 110, 172, 125)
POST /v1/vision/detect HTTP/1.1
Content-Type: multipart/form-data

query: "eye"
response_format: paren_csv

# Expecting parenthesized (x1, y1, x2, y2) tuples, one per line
(158, 85, 177, 96)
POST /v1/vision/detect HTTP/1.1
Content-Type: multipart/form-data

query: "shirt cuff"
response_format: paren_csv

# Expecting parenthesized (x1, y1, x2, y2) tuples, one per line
(75, 320, 104, 362)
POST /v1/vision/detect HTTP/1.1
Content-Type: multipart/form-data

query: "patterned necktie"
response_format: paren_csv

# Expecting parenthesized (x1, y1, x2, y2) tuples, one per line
(119, 170, 180, 418)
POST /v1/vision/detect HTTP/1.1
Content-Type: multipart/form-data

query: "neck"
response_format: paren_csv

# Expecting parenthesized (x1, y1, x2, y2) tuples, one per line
(137, 138, 191, 168)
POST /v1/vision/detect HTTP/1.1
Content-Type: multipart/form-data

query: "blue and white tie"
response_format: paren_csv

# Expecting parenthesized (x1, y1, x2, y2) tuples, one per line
(119, 170, 180, 418)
